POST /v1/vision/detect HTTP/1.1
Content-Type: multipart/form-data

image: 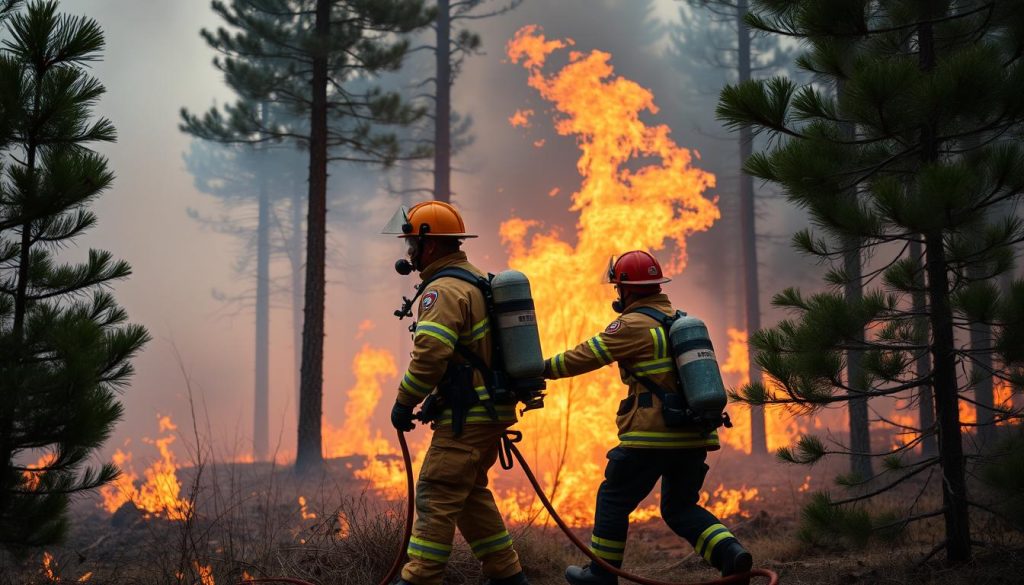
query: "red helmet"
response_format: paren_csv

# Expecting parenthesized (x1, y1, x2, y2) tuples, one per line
(605, 251, 671, 286)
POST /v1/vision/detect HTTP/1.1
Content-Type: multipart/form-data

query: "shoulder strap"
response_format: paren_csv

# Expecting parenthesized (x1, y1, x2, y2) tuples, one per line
(426, 267, 490, 294)
(423, 267, 497, 378)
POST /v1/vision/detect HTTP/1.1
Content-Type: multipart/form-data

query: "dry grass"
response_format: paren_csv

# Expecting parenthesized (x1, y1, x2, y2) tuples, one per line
(1, 442, 1022, 585)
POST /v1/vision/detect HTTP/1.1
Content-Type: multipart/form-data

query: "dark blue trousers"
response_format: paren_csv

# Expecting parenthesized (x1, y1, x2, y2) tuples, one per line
(589, 447, 738, 570)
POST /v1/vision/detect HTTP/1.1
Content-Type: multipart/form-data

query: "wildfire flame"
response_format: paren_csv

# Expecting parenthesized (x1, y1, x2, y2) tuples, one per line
(496, 25, 720, 525)
(324, 343, 428, 498)
(23, 452, 56, 491)
(298, 496, 317, 520)
(959, 378, 1016, 429)
(98, 415, 192, 520)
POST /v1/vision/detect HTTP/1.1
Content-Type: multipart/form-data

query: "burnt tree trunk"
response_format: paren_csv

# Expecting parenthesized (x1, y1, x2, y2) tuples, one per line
(736, 0, 766, 455)
(920, 17, 971, 562)
(296, 0, 330, 474)
(433, 0, 451, 203)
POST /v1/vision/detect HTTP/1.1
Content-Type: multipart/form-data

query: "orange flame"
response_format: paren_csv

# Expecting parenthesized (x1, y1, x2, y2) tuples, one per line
(298, 496, 317, 520)
(23, 452, 56, 491)
(98, 415, 191, 520)
(509, 109, 534, 128)
(195, 562, 215, 585)
(496, 25, 719, 525)
(43, 551, 57, 581)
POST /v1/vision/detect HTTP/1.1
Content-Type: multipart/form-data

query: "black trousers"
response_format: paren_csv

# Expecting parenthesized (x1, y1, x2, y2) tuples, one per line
(589, 446, 737, 569)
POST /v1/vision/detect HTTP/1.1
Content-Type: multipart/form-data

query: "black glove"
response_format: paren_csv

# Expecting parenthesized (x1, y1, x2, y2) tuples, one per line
(390, 401, 416, 432)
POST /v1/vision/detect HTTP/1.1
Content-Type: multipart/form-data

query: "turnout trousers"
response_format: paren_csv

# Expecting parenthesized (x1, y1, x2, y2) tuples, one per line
(401, 424, 522, 585)
(589, 447, 741, 570)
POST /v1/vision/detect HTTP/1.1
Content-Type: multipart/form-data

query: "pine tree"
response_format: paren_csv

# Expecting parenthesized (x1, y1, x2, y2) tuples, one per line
(0, 0, 148, 551)
(679, 0, 798, 456)
(717, 0, 1024, 562)
(181, 0, 431, 473)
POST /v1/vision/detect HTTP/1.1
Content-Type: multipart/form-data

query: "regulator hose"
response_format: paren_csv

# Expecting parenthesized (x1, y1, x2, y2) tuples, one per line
(237, 431, 415, 585)
(499, 432, 779, 585)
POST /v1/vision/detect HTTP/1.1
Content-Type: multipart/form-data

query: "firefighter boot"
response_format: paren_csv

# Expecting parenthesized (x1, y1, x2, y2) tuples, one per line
(719, 541, 753, 585)
(565, 562, 618, 585)
(485, 571, 529, 585)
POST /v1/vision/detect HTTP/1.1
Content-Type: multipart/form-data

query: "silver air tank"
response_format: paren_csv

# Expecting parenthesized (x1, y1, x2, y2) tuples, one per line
(490, 270, 544, 378)
(668, 314, 727, 420)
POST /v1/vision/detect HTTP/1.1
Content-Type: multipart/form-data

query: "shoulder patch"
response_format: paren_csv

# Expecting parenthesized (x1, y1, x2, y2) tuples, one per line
(421, 290, 439, 311)
(604, 320, 624, 334)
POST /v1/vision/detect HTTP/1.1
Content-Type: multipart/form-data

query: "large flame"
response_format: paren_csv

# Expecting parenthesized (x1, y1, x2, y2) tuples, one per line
(497, 25, 721, 525)
(324, 342, 427, 498)
(98, 415, 192, 520)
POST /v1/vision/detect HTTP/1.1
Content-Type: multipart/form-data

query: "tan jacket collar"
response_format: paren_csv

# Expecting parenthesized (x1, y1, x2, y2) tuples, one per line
(420, 251, 470, 281)
(623, 293, 674, 316)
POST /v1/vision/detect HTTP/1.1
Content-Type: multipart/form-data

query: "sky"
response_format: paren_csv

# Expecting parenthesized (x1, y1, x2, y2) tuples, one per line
(43, 0, 822, 464)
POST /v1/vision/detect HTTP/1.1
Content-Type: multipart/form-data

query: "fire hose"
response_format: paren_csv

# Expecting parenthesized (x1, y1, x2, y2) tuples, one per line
(240, 429, 779, 585)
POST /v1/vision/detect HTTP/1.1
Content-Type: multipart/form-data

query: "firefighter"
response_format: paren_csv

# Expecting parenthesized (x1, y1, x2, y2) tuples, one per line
(384, 201, 528, 585)
(544, 250, 753, 585)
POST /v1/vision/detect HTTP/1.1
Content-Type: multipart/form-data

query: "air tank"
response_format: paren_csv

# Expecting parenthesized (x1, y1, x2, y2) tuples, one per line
(668, 314, 728, 421)
(490, 270, 544, 379)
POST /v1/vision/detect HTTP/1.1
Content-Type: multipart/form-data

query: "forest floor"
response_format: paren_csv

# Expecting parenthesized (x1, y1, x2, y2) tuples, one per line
(1, 448, 1022, 585)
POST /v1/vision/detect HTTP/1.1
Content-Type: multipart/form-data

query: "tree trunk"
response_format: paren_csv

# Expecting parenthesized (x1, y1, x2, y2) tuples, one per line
(835, 74, 872, 479)
(969, 317, 994, 447)
(254, 103, 271, 463)
(910, 239, 937, 458)
(736, 0, 766, 456)
(295, 0, 330, 474)
(844, 241, 873, 479)
(920, 17, 971, 563)
(433, 0, 451, 203)
(291, 188, 304, 426)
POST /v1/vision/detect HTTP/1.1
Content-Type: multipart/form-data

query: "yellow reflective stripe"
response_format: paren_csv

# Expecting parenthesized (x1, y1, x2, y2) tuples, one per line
(649, 328, 662, 359)
(550, 353, 569, 378)
(461, 318, 490, 343)
(619, 439, 715, 448)
(632, 357, 674, 377)
(656, 327, 668, 359)
(591, 535, 626, 549)
(695, 524, 726, 557)
(400, 371, 432, 397)
(618, 431, 719, 449)
(416, 321, 458, 348)
(590, 547, 624, 561)
(408, 536, 452, 562)
(474, 385, 490, 400)
(621, 430, 706, 439)
(587, 336, 612, 365)
(702, 530, 734, 563)
(470, 530, 513, 556)
(435, 405, 517, 425)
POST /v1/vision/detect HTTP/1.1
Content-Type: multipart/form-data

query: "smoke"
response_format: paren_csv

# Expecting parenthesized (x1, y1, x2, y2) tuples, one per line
(57, 0, 826, 465)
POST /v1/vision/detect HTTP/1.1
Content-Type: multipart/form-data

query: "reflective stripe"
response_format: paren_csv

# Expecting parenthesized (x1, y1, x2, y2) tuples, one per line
(631, 357, 674, 377)
(408, 536, 452, 562)
(649, 328, 667, 359)
(587, 336, 613, 365)
(435, 404, 517, 426)
(695, 524, 726, 558)
(461, 318, 491, 343)
(474, 385, 490, 401)
(618, 430, 719, 449)
(696, 524, 734, 562)
(551, 353, 568, 378)
(416, 321, 459, 348)
(590, 535, 626, 561)
(470, 530, 513, 557)
(702, 530, 734, 562)
(400, 371, 432, 398)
